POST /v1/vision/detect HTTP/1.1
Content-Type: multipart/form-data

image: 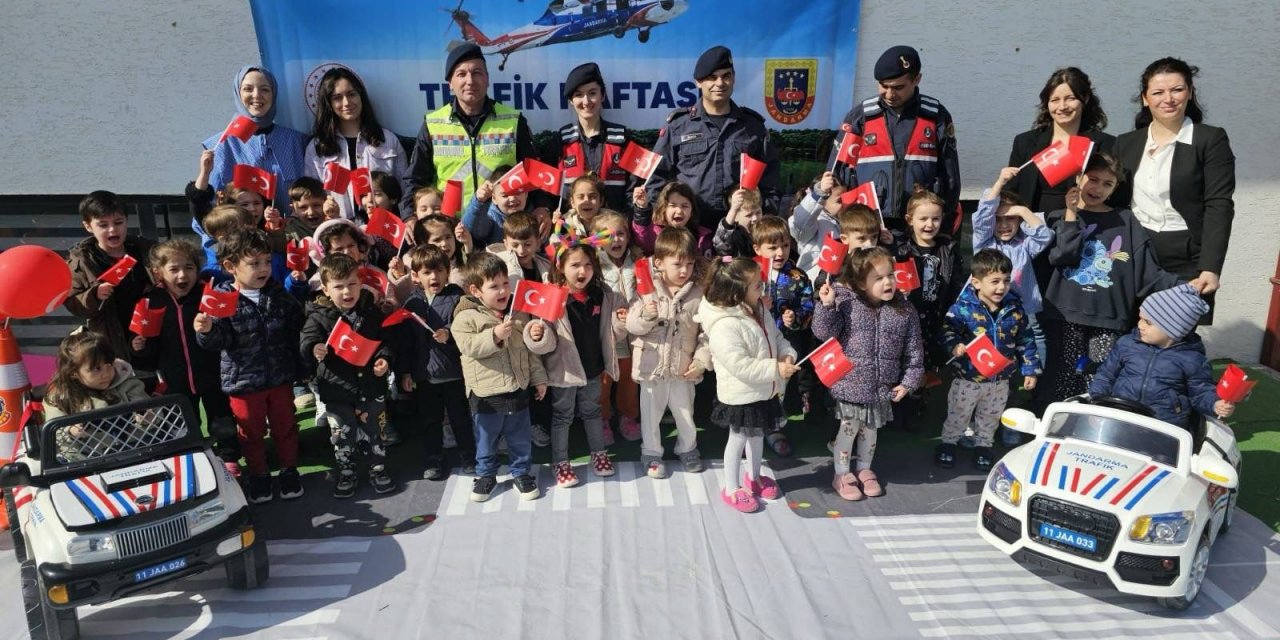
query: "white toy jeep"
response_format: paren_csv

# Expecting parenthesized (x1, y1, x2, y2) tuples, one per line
(2, 395, 268, 639)
(976, 395, 1240, 611)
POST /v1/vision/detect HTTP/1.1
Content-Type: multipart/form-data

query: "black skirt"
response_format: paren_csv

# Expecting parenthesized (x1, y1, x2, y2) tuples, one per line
(710, 398, 784, 437)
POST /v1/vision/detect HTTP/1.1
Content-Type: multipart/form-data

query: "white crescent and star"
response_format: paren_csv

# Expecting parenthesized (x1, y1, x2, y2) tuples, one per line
(536, 171, 556, 187)
(336, 335, 356, 351)
(975, 348, 998, 370)
(524, 290, 543, 307)
(819, 245, 836, 264)
(820, 352, 837, 371)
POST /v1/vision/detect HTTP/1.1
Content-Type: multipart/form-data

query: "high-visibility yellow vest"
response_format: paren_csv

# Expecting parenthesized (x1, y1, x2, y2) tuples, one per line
(426, 102, 521, 204)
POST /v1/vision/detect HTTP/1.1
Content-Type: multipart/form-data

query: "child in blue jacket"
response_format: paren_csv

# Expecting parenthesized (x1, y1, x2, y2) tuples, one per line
(937, 250, 1040, 470)
(1089, 284, 1234, 430)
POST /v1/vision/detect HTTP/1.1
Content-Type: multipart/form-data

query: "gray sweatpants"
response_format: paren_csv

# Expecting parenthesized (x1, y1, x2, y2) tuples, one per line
(941, 379, 1010, 448)
(550, 378, 607, 463)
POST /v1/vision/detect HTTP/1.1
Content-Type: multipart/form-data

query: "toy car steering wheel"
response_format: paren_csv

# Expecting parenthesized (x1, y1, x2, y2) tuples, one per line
(1089, 395, 1155, 418)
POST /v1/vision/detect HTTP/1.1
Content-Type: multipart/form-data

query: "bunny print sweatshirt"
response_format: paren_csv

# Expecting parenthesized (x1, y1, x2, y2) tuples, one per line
(1042, 207, 1182, 331)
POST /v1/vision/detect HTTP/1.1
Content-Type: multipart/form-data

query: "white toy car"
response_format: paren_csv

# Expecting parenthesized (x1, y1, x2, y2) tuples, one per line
(2, 395, 268, 639)
(976, 395, 1240, 610)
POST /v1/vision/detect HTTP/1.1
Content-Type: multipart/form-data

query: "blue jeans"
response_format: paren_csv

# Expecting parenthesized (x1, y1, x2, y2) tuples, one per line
(1027, 314, 1047, 368)
(473, 409, 532, 478)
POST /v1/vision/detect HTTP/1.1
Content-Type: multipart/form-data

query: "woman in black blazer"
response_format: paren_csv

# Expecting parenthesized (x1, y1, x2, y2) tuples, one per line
(1008, 67, 1116, 215)
(1112, 57, 1236, 316)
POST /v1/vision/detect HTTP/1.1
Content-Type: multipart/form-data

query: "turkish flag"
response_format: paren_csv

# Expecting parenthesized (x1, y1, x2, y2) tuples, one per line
(739, 153, 766, 191)
(753, 255, 772, 283)
(198, 282, 238, 319)
(129, 300, 164, 338)
(218, 115, 257, 144)
(966, 333, 1013, 379)
(523, 158, 563, 196)
(498, 164, 536, 196)
(441, 180, 463, 217)
(350, 167, 372, 203)
(381, 308, 430, 329)
(1031, 135, 1095, 187)
(834, 131, 863, 166)
(818, 234, 847, 275)
(326, 319, 380, 368)
(97, 254, 137, 286)
(634, 257, 655, 296)
(232, 164, 276, 201)
(366, 208, 406, 248)
(894, 259, 920, 292)
(1217, 364, 1257, 403)
(840, 181, 881, 213)
(323, 162, 351, 193)
(618, 141, 662, 180)
(808, 338, 854, 388)
(512, 279, 568, 322)
(357, 265, 390, 297)
(285, 239, 311, 271)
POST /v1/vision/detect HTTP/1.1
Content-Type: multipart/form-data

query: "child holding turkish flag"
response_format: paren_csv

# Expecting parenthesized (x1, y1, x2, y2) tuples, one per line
(194, 229, 306, 505)
(712, 186, 765, 258)
(130, 240, 237, 474)
(937, 250, 1041, 470)
(524, 236, 629, 489)
(299, 253, 396, 498)
(65, 190, 155, 365)
(592, 212, 643, 444)
(812, 246, 924, 501)
(1088, 284, 1230, 431)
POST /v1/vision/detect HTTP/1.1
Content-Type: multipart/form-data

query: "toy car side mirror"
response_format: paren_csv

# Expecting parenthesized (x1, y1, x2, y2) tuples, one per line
(0, 462, 31, 488)
(1001, 408, 1038, 435)
(1190, 455, 1238, 490)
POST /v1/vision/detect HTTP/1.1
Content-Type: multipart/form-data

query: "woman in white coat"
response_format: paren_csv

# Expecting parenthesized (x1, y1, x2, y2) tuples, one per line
(304, 67, 408, 221)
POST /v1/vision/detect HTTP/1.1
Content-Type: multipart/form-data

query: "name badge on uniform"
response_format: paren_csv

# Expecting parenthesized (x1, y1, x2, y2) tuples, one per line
(680, 133, 703, 143)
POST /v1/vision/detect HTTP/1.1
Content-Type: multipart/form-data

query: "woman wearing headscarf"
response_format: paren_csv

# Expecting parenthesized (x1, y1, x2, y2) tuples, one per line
(1112, 57, 1236, 316)
(200, 65, 309, 212)
(303, 66, 408, 221)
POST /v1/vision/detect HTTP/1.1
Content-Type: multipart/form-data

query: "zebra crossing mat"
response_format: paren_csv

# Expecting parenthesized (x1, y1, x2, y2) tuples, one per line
(773, 446, 994, 519)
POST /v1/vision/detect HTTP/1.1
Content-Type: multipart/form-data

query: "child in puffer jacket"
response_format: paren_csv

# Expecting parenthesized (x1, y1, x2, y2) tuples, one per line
(1089, 284, 1233, 430)
(626, 227, 712, 479)
(812, 246, 924, 502)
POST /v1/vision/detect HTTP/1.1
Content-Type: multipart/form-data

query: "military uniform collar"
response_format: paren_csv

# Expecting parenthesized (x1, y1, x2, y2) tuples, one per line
(694, 99, 741, 121)
(879, 89, 921, 119)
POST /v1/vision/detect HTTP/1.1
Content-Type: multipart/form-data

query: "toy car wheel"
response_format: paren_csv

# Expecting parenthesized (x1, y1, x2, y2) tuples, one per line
(26, 563, 80, 640)
(1157, 533, 1210, 611)
(1220, 490, 1237, 536)
(4, 489, 25, 564)
(225, 537, 270, 590)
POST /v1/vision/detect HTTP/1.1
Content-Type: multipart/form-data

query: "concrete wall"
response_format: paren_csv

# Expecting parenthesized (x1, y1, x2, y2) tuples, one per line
(4, 0, 1278, 362)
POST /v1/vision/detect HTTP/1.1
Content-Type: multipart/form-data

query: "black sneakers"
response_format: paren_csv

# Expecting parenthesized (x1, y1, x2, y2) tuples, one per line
(934, 443, 957, 469)
(514, 474, 540, 501)
(247, 474, 273, 504)
(470, 475, 497, 503)
(333, 470, 358, 499)
(278, 467, 304, 500)
(974, 447, 995, 472)
(370, 466, 396, 494)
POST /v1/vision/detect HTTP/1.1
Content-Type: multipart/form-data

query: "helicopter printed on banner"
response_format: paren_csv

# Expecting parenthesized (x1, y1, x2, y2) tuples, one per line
(446, 0, 690, 71)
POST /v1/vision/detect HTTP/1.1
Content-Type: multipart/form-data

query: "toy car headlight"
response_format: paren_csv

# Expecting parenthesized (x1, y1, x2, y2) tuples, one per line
(187, 498, 227, 534)
(1129, 511, 1194, 545)
(67, 534, 116, 562)
(988, 462, 1021, 507)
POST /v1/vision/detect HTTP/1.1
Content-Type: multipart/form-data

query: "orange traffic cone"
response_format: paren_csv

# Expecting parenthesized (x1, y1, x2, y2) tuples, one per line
(0, 324, 31, 531)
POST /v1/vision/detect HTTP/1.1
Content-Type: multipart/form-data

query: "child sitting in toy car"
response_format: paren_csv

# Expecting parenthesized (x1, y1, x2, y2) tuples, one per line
(1088, 284, 1234, 432)
(44, 332, 151, 462)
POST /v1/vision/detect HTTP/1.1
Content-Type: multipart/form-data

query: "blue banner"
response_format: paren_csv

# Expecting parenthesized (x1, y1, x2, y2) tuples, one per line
(250, 0, 861, 135)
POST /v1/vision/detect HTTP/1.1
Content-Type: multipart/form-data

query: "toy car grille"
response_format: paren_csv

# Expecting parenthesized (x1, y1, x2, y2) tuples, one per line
(52, 402, 189, 464)
(116, 514, 190, 559)
(1028, 495, 1120, 561)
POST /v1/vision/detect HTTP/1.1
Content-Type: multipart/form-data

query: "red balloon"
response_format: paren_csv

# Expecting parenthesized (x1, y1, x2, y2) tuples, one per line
(0, 245, 73, 320)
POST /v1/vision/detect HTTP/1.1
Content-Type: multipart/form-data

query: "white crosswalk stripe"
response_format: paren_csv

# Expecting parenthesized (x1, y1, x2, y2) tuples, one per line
(436, 461, 781, 516)
(851, 514, 1243, 639)
(74, 537, 369, 639)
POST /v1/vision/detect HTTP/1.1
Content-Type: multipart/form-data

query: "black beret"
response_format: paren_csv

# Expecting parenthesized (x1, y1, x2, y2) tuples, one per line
(693, 46, 734, 80)
(445, 42, 485, 80)
(874, 45, 920, 81)
(563, 62, 605, 102)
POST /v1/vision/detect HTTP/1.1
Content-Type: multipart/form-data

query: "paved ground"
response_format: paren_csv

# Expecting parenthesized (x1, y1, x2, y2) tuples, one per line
(3, 460, 1280, 639)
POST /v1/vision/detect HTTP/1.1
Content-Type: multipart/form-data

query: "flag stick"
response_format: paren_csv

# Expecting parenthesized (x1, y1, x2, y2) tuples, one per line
(795, 338, 835, 367)
(1018, 158, 1035, 170)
